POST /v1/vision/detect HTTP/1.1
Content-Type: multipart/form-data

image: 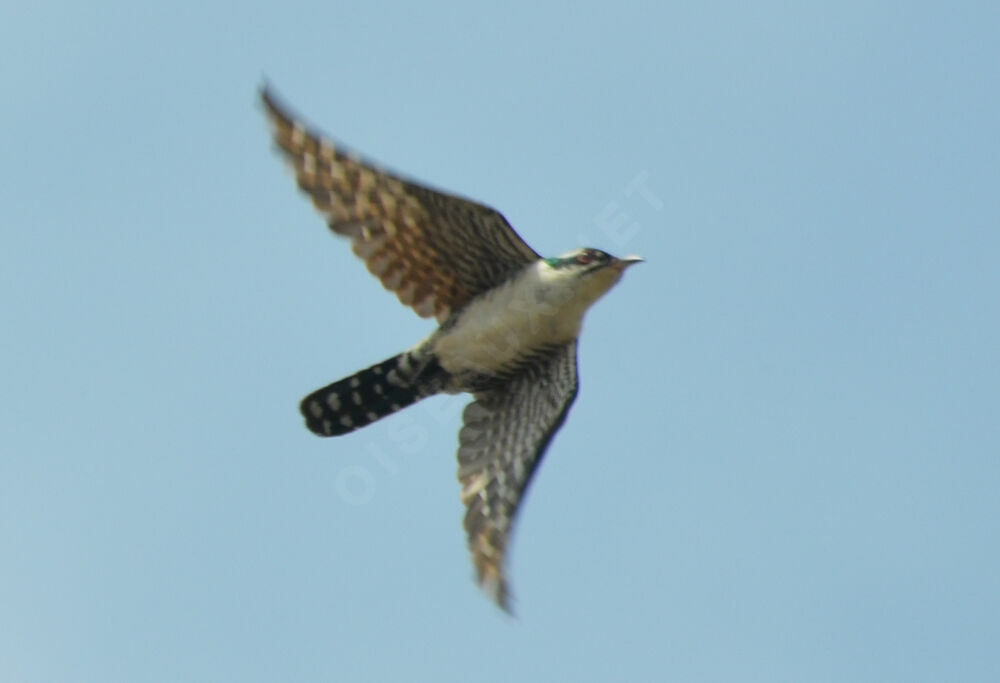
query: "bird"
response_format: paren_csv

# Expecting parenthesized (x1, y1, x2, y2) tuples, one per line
(261, 86, 642, 611)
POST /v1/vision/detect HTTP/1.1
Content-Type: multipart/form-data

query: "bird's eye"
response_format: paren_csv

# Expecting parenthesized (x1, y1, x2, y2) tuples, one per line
(577, 253, 592, 265)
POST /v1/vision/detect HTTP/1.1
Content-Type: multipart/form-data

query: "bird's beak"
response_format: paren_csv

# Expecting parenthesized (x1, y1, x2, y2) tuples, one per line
(612, 255, 644, 271)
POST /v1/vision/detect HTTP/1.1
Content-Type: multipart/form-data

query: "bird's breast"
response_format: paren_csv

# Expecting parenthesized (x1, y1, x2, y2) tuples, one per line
(428, 275, 585, 377)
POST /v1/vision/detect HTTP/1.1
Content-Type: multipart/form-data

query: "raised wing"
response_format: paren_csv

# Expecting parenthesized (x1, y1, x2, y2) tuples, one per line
(456, 342, 579, 611)
(261, 87, 540, 322)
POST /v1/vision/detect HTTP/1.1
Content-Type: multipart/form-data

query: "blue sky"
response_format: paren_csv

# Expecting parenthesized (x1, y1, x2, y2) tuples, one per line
(3, 1, 998, 681)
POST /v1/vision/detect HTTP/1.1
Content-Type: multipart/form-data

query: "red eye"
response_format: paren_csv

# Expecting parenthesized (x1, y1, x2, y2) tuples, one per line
(577, 253, 592, 265)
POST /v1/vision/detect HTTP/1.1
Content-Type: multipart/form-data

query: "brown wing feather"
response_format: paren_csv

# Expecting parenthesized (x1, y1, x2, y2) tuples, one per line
(261, 87, 539, 322)
(456, 342, 579, 611)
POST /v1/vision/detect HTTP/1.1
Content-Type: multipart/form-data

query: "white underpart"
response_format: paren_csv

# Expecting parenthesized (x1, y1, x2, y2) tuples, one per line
(428, 259, 624, 377)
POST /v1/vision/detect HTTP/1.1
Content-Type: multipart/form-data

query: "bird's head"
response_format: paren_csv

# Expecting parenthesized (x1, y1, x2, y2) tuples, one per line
(544, 247, 643, 278)
(541, 247, 643, 306)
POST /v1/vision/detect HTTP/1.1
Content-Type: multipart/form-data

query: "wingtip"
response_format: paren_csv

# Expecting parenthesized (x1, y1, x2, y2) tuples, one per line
(259, 81, 282, 116)
(472, 548, 518, 615)
(479, 571, 516, 616)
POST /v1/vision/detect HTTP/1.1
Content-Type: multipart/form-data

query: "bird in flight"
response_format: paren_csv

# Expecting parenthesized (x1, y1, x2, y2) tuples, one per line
(261, 86, 642, 611)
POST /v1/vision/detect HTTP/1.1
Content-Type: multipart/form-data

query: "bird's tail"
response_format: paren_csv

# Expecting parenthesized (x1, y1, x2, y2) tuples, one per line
(300, 352, 444, 436)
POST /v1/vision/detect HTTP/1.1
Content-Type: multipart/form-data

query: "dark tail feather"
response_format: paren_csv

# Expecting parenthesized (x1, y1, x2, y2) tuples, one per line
(300, 353, 440, 436)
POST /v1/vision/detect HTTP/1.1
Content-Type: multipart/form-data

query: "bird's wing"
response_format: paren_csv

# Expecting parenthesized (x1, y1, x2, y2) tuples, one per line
(456, 342, 579, 611)
(261, 88, 540, 323)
